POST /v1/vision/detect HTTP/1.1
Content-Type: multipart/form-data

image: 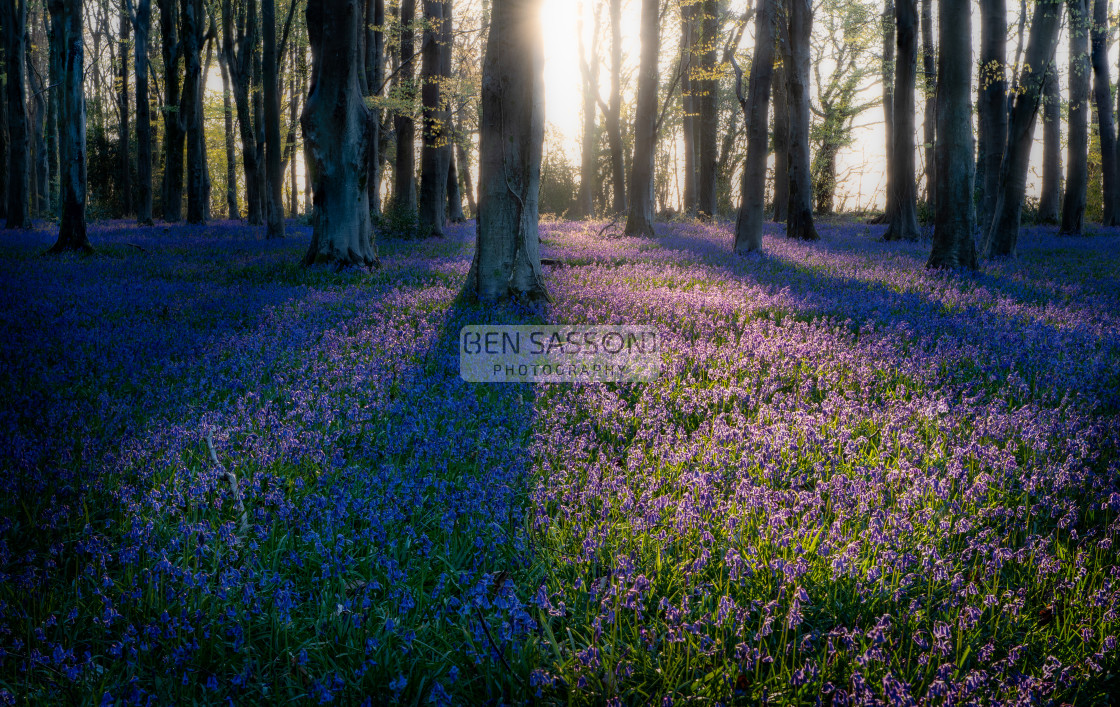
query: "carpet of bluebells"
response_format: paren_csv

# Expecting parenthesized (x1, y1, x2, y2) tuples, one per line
(1, 217, 1119, 705)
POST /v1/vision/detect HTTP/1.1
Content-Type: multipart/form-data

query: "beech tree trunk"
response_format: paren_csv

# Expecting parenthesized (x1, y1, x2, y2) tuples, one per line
(880, 0, 894, 224)
(603, 0, 626, 215)
(986, 0, 1061, 258)
(734, 0, 776, 254)
(221, 0, 263, 225)
(772, 56, 789, 222)
(159, 0, 184, 222)
(1038, 63, 1061, 223)
(977, 0, 1006, 230)
(220, 53, 239, 218)
(263, 0, 284, 237)
(697, 0, 719, 219)
(447, 148, 465, 222)
(183, 0, 208, 224)
(1091, 0, 1118, 225)
(133, 0, 153, 224)
(28, 20, 48, 218)
(928, 0, 975, 268)
(576, 1, 600, 220)
(782, 0, 818, 241)
(418, 0, 450, 237)
(920, 0, 935, 208)
(365, 0, 384, 216)
(302, 0, 377, 268)
(3, 0, 31, 229)
(0, 36, 7, 223)
(680, 1, 697, 215)
(624, 0, 659, 237)
(1061, 0, 1090, 236)
(394, 0, 418, 214)
(884, 0, 921, 241)
(47, 0, 89, 252)
(468, 0, 547, 302)
(118, 3, 132, 216)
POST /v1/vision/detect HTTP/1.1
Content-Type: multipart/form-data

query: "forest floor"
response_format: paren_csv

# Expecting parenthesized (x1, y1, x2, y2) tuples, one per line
(1, 218, 1119, 704)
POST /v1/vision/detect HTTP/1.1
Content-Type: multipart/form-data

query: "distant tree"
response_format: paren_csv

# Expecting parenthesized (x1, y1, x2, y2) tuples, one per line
(986, 0, 1061, 258)
(125, 0, 154, 225)
(183, 0, 208, 224)
(977, 0, 1006, 230)
(877, 0, 894, 225)
(919, 0, 934, 208)
(734, 0, 776, 253)
(0, 33, 7, 223)
(218, 43, 239, 218)
(117, 1, 132, 216)
(47, 0, 89, 253)
(157, 0, 185, 222)
(884, 0, 921, 240)
(302, 0, 378, 267)
(1038, 63, 1061, 224)
(418, 0, 451, 237)
(262, 0, 284, 237)
(576, 0, 601, 220)
(394, 0, 418, 214)
(772, 55, 789, 222)
(3, 0, 31, 229)
(781, 0, 819, 240)
(601, 0, 626, 215)
(696, 0, 720, 219)
(1061, 0, 1090, 235)
(220, 0, 264, 225)
(928, 0, 975, 268)
(624, 0, 660, 237)
(468, 0, 547, 302)
(364, 0, 385, 216)
(679, 0, 698, 215)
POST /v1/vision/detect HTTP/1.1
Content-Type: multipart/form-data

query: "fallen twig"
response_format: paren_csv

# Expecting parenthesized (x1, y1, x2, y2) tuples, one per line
(205, 431, 250, 540)
(126, 243, 149, 253)
(596, 218, 620, 239)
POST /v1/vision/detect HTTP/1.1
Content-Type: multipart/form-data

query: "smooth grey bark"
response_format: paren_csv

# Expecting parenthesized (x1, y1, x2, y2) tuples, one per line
(221, 0, 263, 225)
(782, 0, 818, 241)
(394, 0, 418, 214)
(920, 0, 935, 208)
(1061, 0, 1090, 235)
(0, 35, 7, 222)
(262, 0, 284, 237)
(884, 0, 921, 241)
(1038, 63, 1061, 223)
(576, 1, 600, 219)
(302, 0, 377, 267)
(219, 52, 238, 218)
(132, 0, 153, 224)
(3, 0, 31, 229)
(183, 0, 208, 224)
(624, 0, 659, 237)
(977, 0, 1006, 229)
(734, 0, 776, 254)
(47, 0, 89, 253)
(697, 0, 719, 218)
(447, 147, 465, 222)
(455, 116, 476, 217)
(928, 0, 975, 268)
(680, 1, 698, 215)
(1091, 0, 1118, 225)
(986, 0, 1061, 258)
(601, 0, 626, 215)
(365, 0, 384, 216)
(772, 55, 789, 222)
(158, 0, 184, 222)
(118, 2, 132, 215)
(879, 0, 894, 224)
(468, 0, 547, 302)
(418, 0, 450, 237)
(27, 22, 48, 218)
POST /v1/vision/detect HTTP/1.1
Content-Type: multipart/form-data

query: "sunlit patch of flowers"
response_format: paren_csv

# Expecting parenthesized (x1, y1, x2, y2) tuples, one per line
(0, 217, 1118, 703)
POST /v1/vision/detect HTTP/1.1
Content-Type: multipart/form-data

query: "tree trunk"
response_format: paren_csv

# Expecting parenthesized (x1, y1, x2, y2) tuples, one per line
(928, 0, 975, 268)
(365, 0, 384, 216)
(134, 0, 153, 224)
(977, 0, 1006, 230)
(27, 23, 48, 218)
(393, 0, 418, 214)
(603, 0, 626, 215)
(696, 0, 719, 219)
(159, 0, 184, 222)
(1038, 63, 1061, 223)
(734, 0, 776, 254)
(920, 0, 935, 209)
(879, 0, 894, 223)
(418, 0, 450, 237)
(884, 0, 921, 240)
(0, 34, 7, 223)
(262, 0, 284, 237)
(118, 3, 132, 215)
(220, 54, 238, 218)
(1091, 0, 1118, 225)
(624, 0, 659, 237)
(47, 0, 89, 252)
(468, 0, 547, 302)
(456, 117, 476, 217)
(3, 0, 31, 229)
(576, 0, 600, 219)
(447, 147, 465, 222)
(986, 0, 1061, 258)
(287, 58, 299, 217)
(772, 55, 789, 222)
(1061, 0, 1090, 235)
(782, 0, 818, 240)
(302, 0, 377, 267)
(221, 0, 263, 224)
(252, 27, 266, 225)
(680, 1, 697, 215)
(183, 0, 208, 224)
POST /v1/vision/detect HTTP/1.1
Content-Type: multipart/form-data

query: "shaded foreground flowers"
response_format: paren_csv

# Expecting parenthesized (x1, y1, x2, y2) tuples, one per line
(0, 217, 1118, 703)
